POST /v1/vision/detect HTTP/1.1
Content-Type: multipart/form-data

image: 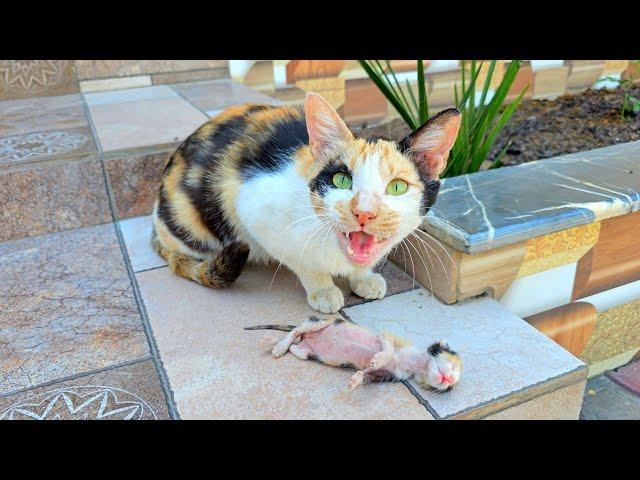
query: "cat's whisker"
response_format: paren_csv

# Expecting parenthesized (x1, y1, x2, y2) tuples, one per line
(403, 236, 435, 308)
(268, 217, 335, 290)
(410, 228, 456, 267)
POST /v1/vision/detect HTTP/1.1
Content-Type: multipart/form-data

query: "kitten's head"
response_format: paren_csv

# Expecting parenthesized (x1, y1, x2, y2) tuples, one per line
(303, 92, 461, 267)
(415, 339, 462, 393)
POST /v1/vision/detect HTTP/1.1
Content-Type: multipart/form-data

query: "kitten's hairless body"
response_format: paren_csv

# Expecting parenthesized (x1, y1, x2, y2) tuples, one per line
(246, 316, 462, 391)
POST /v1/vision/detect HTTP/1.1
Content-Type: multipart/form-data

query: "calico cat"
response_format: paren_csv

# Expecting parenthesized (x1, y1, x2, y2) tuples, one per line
(152, 92, 461, 313)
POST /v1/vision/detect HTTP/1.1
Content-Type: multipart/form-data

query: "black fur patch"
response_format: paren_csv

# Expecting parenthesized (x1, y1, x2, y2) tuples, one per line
(307, 353, 321, 363)
(339, 362, 356, 370)
(420, 180, 441, 216)
(308, 315, 321, 322)
(156, 186, 212, 254)
(238, 114, 308, 180)
(178, 106, 269, 244)
(427, 341, 457, 357)
(309, 160, 351, 197)
(365, 370, 397, 383)
(333, 317, 345, 325)
(206, 241, 250, 287)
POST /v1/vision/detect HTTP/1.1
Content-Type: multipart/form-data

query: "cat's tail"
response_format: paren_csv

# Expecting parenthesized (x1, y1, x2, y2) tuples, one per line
(153, 234, 250, 289)
(244, 324, 296, 332)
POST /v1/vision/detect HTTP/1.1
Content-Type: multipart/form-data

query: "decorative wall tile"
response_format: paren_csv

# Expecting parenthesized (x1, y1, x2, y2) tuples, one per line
(581, 299, 640, 364)
(518, 222, 600, 277)
(0, 156, 112, 242)
(0, 128, 96, 166)
(0, 61, 79, 100)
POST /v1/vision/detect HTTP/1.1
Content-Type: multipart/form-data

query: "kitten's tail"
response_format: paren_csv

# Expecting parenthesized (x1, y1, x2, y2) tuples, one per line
(244, 324, 296, 332)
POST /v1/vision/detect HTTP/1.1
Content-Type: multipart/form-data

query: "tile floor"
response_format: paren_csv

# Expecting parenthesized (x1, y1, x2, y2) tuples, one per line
(1, 78, 637, 420)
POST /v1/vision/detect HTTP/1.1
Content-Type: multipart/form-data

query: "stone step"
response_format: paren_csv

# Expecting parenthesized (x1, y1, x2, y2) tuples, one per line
(342, 289, 587, 419)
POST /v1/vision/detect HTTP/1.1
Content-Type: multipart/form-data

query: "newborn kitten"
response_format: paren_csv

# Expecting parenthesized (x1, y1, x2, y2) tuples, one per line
(152, 92, 461, 312)
(246, 316, 462, 392)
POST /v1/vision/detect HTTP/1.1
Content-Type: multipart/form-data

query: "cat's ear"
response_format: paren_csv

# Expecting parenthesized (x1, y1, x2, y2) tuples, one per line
(304, 92, 353, 160)
(399, 108, 461, 179)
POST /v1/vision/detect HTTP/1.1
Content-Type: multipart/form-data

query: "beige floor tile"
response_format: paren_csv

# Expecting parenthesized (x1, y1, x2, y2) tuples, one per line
(120, 215, 167, 272)
(343, 289, 586, 419)
(84, 86, 207, 152)
(137, 266, 433, 419)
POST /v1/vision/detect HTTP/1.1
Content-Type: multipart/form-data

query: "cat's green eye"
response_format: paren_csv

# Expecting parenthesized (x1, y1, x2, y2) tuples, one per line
(387, 179, 409, 196)
(332, 172, 352, 189)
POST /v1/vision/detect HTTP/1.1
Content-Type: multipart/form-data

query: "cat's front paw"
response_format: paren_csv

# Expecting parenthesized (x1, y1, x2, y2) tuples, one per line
(307, 285, 344, 313)
(349, 273, 387, 300)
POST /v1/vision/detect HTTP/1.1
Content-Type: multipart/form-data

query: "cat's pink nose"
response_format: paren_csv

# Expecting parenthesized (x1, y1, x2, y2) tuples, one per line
(438, 373, 454, 384)
(353, 209, 376, 226)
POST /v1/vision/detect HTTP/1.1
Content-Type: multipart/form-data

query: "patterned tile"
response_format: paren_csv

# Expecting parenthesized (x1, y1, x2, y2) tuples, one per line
(171, 79, 279, 116)
(84, 86, 207, 152)
(0, 156, 112, 242)
(105, 149, 170, 219)
(0, 61, 79, 100)
(0, 224, 149, 394)
(0, 360, 169, 420)
(0, 94, 96, 166)
(0, 128, 97, 166)
(136, 266, 432, 419)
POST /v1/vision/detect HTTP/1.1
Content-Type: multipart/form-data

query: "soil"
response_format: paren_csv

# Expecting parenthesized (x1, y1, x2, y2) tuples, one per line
(355, 86, 640, 167)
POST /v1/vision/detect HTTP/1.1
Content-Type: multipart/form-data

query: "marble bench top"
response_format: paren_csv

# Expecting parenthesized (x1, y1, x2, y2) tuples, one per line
(423, 141, 640, 253)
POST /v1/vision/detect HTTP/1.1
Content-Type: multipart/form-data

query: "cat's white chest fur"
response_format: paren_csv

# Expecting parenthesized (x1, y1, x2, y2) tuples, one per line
(235, 164, 354, 275)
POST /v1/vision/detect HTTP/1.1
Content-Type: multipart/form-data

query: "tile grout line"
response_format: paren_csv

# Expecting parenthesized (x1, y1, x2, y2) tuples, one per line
(82, 99, 181, 420)
(1, 356, 152, 399)
(168, 85, 212, 118)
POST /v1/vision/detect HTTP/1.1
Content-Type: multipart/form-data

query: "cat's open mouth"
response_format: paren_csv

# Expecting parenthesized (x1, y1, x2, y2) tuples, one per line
(338, 231, 389, 265)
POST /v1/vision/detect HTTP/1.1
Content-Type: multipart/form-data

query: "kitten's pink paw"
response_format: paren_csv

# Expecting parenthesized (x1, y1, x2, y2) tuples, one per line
(370, 351, 393, 369)
(348, 371, 365, 390)
(272, 340, 290, 358)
